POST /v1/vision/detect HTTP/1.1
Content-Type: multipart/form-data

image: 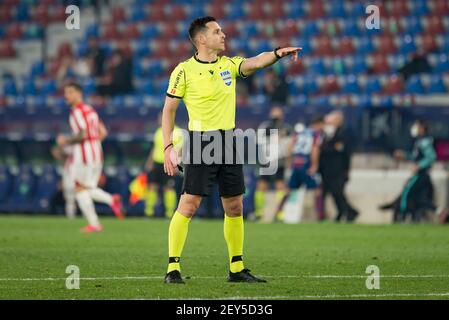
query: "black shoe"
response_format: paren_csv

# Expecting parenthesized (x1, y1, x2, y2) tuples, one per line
(347, 209, 359, 222)
(227, 269, 267, 283)
(379, 202, 395, 211)
(164, 270, 185, 284)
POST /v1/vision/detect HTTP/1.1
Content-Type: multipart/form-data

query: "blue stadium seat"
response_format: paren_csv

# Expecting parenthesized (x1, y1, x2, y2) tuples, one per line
(136, 78, 157, 95)
(403, 16, 422, 34)
(435, 54, 449, 72)
(39, 79, 57, 95)
(133, 60, 146, 77)
(440, 35, 449, 53)
(23, 24, 43, 39)
(302, 21, 319, 37)
(30, 61, 45, 77)
(285, 2, 304, 18)
(346, 55, 367, 74)
(312, 95, 330, 106)
(227, 4, 246, 20)
(364, 77, 382, 94)
(22, 79, 37, 95)
(111, 95, 125, 108)
(327, 1, 346, 18)
(308, 58, 327, 74)
(289, 94, 308, 107)
(141, 24, 159, 40)
(134, 40, 151, 57)
(356, 37, 375, 54)
(341, 75, 360, 93)
(124, 94, 145, 108)
(409, 0, 429, 15)
(14, 4, 30, 22)
(130, 5, 146, 21)
(341, 20, 361, 36)
(405, 75, 426, 94)
(354, 94, 371, 108)
(82, 77, 96, 95)
(28, 95, 46, 108)
(3, 78, 18, 95)
(371, 95, 393, 108)
(239, 22, 258, 38)
(185, 6, 206, 20)
(346, 2, 365, 17)
(301, 76, 319, 94)
(85, 24, 99, 38)
(428, 75, 447, 93)
(398, 35, 416, 55)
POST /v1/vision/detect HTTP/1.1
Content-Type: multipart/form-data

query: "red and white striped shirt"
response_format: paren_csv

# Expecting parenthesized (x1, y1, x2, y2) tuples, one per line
(69, 102, 103, 165)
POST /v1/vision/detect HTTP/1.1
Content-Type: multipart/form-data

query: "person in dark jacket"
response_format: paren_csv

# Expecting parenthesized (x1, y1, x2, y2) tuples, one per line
(319, 110, 359, 222)
(379, 119, 436, 222)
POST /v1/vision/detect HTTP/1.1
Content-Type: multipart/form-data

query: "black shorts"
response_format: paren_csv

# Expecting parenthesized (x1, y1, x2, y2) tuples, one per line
(182, 163, 245, 197)
(147, 162, 175, 187)
(259, 166, 285, 183)
(181, 129, 245, 197)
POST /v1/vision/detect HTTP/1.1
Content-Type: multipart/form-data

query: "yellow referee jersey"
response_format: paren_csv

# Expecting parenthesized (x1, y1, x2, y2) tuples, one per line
(166, 55, 246, 132)
(152, 126, 184, 164)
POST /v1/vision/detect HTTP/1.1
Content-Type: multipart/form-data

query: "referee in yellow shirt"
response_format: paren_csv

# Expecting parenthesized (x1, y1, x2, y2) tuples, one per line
(162, 16, 301, 283)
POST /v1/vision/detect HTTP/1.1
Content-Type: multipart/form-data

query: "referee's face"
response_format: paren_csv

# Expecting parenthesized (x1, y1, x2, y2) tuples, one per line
(204, 21, 226, 52)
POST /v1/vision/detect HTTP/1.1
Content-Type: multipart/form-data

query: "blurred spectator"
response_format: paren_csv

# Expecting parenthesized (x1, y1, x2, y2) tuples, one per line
(85, 37, 107, 77)
(319, 110, 359, 222)
(262, 70, 289, 105)
(253, 106, 293, 221)
(379, 119, 437, 222)
(97, 49, 134, 96)
(398, 52, 432, 82)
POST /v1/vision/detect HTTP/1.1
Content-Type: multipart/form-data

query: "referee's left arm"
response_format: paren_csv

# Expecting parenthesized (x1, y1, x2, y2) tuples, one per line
(240, 47, 302, 76)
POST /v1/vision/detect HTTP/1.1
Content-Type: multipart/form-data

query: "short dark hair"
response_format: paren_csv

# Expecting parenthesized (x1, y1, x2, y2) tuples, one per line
(64, 82, 83, 93)
(188, 16, 216, 46)
(310, 115, 325, 125)
(416, 119, 429, 133)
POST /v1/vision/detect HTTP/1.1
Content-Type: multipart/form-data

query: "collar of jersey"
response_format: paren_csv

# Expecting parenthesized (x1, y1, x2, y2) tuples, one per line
(193, 53, 219, 64)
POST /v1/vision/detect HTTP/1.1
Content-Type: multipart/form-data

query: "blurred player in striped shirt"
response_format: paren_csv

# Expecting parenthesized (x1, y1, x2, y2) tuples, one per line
(57, 82, 124, 232)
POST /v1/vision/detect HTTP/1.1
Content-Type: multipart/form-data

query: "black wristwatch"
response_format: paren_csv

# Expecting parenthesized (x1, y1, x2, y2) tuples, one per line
(274, 47, 282, 59)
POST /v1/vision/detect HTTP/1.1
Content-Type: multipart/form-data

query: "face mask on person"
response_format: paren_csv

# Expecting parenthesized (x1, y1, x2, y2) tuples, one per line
(410, 124, 420, 138)
(324, 125, 336, 137)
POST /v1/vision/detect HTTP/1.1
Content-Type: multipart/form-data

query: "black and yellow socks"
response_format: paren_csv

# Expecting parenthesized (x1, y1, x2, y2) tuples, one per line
(224, 214, 245, 273)
(167, 211, 191, 273)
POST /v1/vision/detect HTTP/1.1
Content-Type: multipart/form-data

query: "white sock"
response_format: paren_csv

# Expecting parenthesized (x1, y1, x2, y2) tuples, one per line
(76, 190, 100, 227)
(65, 194, 76, 219)
(88, 188, 113, 206)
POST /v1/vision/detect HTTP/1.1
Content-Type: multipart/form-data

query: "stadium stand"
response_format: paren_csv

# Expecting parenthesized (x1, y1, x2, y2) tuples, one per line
(0, 0, 448, 217)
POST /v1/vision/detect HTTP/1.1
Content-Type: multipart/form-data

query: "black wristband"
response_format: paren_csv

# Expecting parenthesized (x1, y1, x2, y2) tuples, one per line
(274, 47, 282, 59)
(164, 143, 173, 152)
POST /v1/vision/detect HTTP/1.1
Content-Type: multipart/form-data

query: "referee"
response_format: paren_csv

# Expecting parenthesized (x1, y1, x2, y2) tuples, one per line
(162, 16, 301, 283)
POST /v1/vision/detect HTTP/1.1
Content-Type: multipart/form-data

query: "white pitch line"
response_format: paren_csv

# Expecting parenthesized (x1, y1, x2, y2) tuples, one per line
(1, 274, 449, 281)
(167, 293, 449, 300)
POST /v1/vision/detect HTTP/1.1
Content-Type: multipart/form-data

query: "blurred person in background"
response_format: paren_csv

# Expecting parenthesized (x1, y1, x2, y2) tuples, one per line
(319, 110, 359, 222)
(51, 144, 76, 219)
(57, 82, 124, 232)
(262, 69, 290, 106)
(275, 115, 325, 221)
(143, 112, 183, 218)
(379, 119, 437, 223)
(97, 49, 133, 96)
(254, 106, 293, 221)
(85, 36, 107, 78)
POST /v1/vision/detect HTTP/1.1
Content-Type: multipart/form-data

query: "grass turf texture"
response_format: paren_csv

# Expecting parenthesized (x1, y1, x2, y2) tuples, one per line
(0, 215, 448, 300)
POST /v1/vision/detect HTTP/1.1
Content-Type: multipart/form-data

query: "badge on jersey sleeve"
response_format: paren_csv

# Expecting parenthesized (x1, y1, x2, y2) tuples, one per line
(220, 70, 232, 86)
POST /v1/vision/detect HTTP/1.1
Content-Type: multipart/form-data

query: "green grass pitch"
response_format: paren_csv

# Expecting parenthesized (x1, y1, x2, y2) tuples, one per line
(0, 215, 448, 300)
